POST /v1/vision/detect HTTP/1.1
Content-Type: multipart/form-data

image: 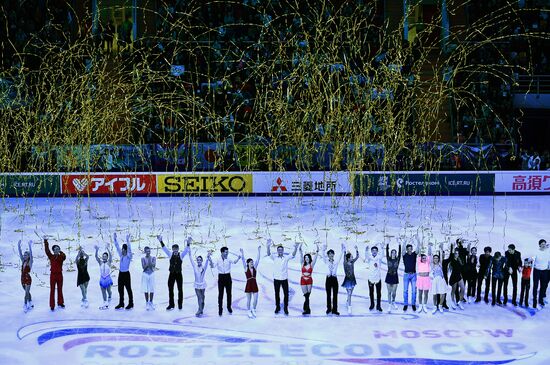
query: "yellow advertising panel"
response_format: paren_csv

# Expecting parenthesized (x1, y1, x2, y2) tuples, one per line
(157, 174, 252, 193)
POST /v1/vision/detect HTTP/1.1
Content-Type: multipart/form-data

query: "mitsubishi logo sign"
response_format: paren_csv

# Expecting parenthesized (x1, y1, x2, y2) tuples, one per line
(271, 177, 288, 192)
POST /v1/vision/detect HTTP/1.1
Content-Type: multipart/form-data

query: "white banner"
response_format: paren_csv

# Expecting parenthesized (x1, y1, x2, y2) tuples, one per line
(494, 171, 550, 193)
(253, 171, 351, 194)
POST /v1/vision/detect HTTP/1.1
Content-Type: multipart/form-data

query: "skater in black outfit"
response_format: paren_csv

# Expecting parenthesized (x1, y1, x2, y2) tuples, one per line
(158, 235, 190, 310)
(504, 244, 522, 306)
(486, 251, 508, 306)
(475, 246, 492, 303)
(463, 247, 478, 303)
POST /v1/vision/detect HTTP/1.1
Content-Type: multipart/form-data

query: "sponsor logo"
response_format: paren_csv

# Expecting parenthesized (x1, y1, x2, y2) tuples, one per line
(359, 173, 494, 195)
(0, 174, 60, 196)
(157, 174, 252, 193)
(271, 177, 338, 193)
(272, 177, 288, 192)
(62, 175, 156, 195)
(17, 320, 537, 365)
(511, 174, 550, 191)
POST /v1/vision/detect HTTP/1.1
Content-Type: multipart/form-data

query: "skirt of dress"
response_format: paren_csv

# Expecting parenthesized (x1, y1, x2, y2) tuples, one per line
(416, 275, 432, 290)
(431, 276, 449, 295)
(341, 277, 357, 289)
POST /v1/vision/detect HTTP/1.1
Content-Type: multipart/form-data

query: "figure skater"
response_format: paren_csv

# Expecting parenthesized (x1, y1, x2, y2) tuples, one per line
(486, 251, 508, 306)
(141, 246, 156, 310)
(431, 246, 447, 314)
(448, 245, 466, 310)
(44, 238, 66, 311)
(364, 244, 383, 312)
(416, 244, 433, 313)
(342, 245, 359, 315)
(158, 235, 190, 310)
(321, 243, 345, 315)
(18, 240, 33, 312)
(267, 239, 300, 315)
(76, 247, 90, 308)
(95, 245, 113, 309)
(114, 233, 133, 310)
(240, 245, 262, 318)
(299, 243, 320, 315)
(189, 238, 212, 317)
(385, 243, 401, 313)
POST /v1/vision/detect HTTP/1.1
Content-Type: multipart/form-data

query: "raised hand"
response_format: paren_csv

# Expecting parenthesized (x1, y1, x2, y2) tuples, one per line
(186, 237, 192, 246)
(18, 240, 22, 247)
(354, 245, 358, 251)
(267, 238, 273, 246)
(125, 234, 131, 242)
(157, 235, 162, 242)
(113, 232, 117, 241)
(240, 248, 244, 254)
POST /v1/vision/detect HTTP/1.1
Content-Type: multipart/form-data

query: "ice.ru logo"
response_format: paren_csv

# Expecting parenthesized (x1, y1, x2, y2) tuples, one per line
(17, 321, 537, 364)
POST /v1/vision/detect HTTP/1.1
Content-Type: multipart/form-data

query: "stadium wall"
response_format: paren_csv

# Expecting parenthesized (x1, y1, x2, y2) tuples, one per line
(1, 171, 549, 197)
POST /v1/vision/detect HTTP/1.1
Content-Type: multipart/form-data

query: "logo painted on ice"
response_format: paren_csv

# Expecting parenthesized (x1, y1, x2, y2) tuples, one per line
(17, 320, 538, 364)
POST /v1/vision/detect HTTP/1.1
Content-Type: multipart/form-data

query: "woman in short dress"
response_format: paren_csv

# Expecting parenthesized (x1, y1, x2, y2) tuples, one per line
(431, 245, 448, 314)
(416, 245, 433, 313)
(385, 243, 401, 313)
(299, 243, 319, 315)
(76, 248, 91, 308)
(95, 245, 113, 310)
(447, 246, 466, 310)
(342, 245, 359, 315)
(241, 246, 262, 318)
(18, 240, 33, 312)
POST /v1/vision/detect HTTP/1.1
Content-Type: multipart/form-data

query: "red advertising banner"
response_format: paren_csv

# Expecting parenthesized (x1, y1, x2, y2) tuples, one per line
(62, 174, 157, 195)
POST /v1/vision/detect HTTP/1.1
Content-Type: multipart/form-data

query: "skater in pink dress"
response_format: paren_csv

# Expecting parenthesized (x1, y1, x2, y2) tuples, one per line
(416, 244, 433, 313)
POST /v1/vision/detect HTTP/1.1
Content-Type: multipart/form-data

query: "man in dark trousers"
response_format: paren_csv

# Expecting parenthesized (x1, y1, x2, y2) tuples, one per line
(476, 246, 493, 303)
(44, 238, 66, 311)
(114, 233, 134, 310)
(504, 244, 522, 306)
(158, 235, 190, 310)
(210, 246, 241, 316)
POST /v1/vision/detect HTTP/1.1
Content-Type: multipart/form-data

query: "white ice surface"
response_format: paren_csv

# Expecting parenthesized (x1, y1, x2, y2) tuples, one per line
(0, 195, 549, 365)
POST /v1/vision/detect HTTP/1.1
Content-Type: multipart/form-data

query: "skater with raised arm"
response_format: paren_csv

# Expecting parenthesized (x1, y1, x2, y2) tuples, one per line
(321, 243, 345, 316)
(188, 238, 212, 317)
(241, 245, 262, 318)
(44, 238, 66, 311)
(267, 239, 300, 315)
(431, 245, 447, 314)
(76, 247, 90, 308)
(141, 246, 156, 310)
(114, 233, 134, 310)
(18, 240, 33, 312)
(210, 245, 242, 316)
(385, 243, 401, 313)
(158, 234, 190, 310)
(342, 245, 359, 315)
(402, 237, 418, 312)
(365, 244, 384, 312)
(95, 244, 113, 310)
(299, 243, 320, 315)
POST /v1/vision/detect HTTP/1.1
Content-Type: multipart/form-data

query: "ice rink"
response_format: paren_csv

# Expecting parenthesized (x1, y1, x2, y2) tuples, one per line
(0, 194, 549, 365)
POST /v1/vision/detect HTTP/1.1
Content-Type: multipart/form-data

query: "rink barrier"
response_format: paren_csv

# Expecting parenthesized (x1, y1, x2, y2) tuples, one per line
(0, 171, 549, 197)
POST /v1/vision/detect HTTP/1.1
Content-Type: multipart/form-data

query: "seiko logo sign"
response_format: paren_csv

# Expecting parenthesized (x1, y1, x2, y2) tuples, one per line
(159, 175, 252, 193)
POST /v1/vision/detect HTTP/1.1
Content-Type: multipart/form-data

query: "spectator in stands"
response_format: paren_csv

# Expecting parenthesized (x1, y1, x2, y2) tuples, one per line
(528, 152, 541, 170)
